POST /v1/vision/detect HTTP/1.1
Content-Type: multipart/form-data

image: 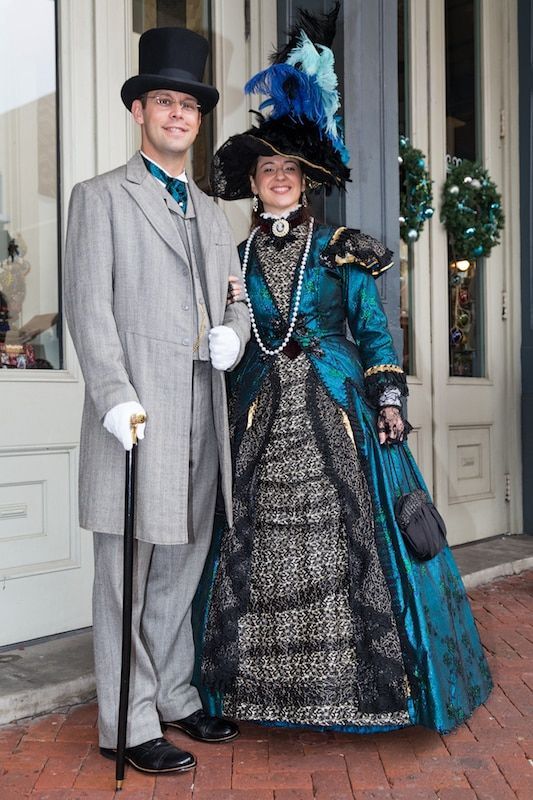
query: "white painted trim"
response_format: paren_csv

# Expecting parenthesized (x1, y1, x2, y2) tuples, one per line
(405, 0, 434, 489)
(211, 0, 277, 243)
(93, 0, 132, 174)
(58, 0, 95, 381)
(501, 0, 523, 534)
(0, 444, 80, 582)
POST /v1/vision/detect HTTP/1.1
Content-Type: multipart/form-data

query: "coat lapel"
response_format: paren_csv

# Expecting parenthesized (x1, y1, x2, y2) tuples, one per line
(122, 153, 189, 261)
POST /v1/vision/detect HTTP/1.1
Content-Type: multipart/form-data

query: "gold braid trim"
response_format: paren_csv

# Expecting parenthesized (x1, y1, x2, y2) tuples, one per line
(246, 398, 258, 430)
(331, 226, 347, 244)
(340, 409, 356, 448)
(252, 137, 336, 181)
(364, 364, 404, 377)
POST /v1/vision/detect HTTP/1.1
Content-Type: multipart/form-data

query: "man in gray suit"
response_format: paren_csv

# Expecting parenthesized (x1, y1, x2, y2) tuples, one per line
(64, 27, 249, 775)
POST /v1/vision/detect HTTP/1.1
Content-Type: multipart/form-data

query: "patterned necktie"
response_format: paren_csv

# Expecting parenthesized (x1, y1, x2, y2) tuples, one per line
(142, 156, 188, 214)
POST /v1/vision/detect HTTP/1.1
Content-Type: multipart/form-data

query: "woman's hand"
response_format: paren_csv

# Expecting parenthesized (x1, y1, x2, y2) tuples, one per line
(377, 405, 405, 445)
(227, 275, 243, 305)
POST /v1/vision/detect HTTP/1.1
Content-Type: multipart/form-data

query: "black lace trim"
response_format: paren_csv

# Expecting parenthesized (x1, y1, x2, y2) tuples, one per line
(364, 369, 408, 408)
(320, 227, 394, 276)
(201, 370, 281, 692)
(307, 369, 409, 713)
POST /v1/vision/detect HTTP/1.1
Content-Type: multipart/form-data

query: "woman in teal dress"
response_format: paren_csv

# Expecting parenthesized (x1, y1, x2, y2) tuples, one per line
(197, 4, 491, 734)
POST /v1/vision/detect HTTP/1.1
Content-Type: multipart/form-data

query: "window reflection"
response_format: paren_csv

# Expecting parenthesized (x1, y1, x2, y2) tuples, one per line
(0, 0, 61, 370)
(445, 0, 485, 377)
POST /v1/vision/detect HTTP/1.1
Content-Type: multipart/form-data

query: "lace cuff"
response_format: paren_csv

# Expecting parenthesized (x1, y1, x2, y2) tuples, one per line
(379, 386, 402, 408)
(364, 364, 408, 407)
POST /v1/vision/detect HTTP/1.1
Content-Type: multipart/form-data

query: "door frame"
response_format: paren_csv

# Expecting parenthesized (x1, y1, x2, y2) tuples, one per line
(407, 0, 522, 542)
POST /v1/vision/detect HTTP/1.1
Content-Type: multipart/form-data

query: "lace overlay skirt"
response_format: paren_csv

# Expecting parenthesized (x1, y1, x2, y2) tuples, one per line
(221, 354, 410, 728)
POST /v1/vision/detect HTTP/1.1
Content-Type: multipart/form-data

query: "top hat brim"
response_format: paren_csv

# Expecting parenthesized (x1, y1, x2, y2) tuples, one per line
(121, 75, 219, 114)
(209, 118, 350, 201)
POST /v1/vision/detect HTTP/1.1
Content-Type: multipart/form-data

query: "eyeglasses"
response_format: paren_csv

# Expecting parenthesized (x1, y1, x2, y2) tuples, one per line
(144, 94, 201, 114)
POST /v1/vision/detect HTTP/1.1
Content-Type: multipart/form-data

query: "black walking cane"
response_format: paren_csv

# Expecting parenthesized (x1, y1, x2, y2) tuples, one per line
(115, 412, 146, 791)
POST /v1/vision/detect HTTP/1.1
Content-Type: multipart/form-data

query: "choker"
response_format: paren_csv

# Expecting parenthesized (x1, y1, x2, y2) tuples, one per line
(258, 207, 307, 238)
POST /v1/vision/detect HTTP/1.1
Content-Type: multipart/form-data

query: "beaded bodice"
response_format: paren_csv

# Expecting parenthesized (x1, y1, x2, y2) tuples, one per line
(254, 222, 309, 319)
(241, 217, 314, 358)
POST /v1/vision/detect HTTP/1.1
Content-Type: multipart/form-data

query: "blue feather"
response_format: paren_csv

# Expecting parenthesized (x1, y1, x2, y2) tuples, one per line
(286, 34, 341, 139)
(245, 45, 349, 162)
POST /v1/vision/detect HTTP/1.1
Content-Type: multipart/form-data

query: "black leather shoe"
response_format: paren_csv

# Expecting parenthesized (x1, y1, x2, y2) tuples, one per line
(165, 709, 240, 742)
(100, 736, 196, 774)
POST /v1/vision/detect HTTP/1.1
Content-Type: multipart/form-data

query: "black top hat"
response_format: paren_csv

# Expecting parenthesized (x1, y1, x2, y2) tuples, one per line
(121, 27, 219, 114)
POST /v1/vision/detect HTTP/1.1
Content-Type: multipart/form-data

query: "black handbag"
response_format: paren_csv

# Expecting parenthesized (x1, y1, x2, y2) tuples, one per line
(386, 449, 448, 561)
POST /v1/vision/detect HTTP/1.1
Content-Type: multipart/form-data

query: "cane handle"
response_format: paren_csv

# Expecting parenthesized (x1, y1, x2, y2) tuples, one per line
(130, 413, 147, 446)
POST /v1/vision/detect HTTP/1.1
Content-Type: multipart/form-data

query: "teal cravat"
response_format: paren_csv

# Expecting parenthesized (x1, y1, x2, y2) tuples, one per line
(142, 156, 188, 214)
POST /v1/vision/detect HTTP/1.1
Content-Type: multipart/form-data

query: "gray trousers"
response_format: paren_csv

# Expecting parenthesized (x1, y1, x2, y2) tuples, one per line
(92, 362, 219, 748)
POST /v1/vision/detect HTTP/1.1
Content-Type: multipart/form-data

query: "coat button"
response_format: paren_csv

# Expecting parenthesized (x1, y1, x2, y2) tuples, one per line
(182, 338, 190, 346)
(182, 303, 190, 311)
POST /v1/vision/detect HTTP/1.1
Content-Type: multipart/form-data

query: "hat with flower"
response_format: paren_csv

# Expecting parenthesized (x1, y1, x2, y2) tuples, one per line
(210, 2, 350, 200)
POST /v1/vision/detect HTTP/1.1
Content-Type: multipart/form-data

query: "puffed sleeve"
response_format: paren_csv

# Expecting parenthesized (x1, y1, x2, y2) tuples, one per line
(321, 226, 394, 276)
(321, 227, 407, 407)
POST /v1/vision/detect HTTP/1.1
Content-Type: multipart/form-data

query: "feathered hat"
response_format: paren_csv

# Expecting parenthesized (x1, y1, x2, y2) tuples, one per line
(210, 2, 350, 200)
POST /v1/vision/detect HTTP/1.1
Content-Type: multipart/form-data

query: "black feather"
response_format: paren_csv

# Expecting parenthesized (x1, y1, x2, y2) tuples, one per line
(270, 1, 341, 65)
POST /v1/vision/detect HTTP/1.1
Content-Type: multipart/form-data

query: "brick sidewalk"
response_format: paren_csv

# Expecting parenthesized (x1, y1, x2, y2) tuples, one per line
(1, 570, 533, 800)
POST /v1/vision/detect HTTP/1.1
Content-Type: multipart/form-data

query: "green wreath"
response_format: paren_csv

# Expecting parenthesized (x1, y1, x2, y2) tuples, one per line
(440, 160, 504, 260)
(399, 135, 434, 244)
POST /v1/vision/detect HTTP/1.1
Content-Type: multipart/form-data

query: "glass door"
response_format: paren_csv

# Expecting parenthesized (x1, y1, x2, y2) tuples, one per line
(404, 0, 520, 544)
(0, 0, 96, 646)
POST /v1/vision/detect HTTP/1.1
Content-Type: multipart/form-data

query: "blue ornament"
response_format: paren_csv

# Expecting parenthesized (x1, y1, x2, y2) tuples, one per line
(473, 245, 484, 257)
(450, 327, 462, 346)
(418, 158, 425, 168)
(490, 202, 500, 210)
(424, 207, 434, 218)
(465, 227, 476, 237)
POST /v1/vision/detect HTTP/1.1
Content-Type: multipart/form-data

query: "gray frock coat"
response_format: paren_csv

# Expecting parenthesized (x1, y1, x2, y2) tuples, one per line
(64, 152, 250, 544)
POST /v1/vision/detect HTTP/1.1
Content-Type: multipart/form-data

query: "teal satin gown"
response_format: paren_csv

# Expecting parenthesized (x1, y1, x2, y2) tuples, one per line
(193, 219, 492, 734)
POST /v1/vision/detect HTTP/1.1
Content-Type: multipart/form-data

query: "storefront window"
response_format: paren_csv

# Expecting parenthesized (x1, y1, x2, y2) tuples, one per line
(398, 0, 415, 375)
(0, 0, 61, 370)
(445, 0, 485, 377)
(132, 0, 214, 192)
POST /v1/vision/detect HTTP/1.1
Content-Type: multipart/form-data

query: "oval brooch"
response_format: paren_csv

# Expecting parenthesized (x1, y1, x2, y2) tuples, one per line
(272, 218, 290, 237)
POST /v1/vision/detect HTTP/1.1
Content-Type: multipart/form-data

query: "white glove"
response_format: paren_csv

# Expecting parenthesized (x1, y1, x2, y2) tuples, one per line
(103, 401, 146, 451)
(208, 326, 240, 371)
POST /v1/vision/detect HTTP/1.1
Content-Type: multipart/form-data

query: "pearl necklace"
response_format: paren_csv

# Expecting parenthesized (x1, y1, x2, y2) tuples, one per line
(242, 218, 314, 357)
